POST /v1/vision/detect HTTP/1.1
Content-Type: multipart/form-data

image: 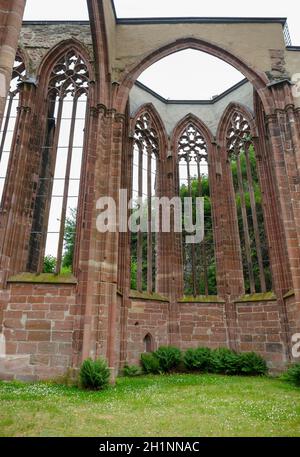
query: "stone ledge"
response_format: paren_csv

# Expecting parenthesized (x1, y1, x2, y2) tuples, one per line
(283, 289, 294, 299)
(178, 295, 225, 303)
(7, 273, 77, 285)
(129, 290, 169, 302)
(234, 292, 276, 303)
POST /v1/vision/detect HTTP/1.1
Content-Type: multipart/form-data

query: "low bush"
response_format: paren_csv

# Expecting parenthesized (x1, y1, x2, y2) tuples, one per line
(123, 364, 142, 377)
(141, 353, 160, 374)
(183, 347, 212, 372)
(79, 358, 110, 390)
(140, 345, 268, 377)
(238, 352, 268, 376)
(211, 348, 241, 375)
(283, 363, 300, 387)
(154, 346, 182, 373)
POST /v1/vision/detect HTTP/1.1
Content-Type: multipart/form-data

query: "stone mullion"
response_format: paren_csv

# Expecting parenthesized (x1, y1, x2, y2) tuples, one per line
(55, 97, 78, 274)
(118, 127, 133, 366)
(136, 144, 143, 292)
(236, 154, 256, 294)
(197, 160, 209, 295)
(211, 146, 242, 350)
(0, 0, 26, 125)
(146, 147, 153, 293)
(217, 148, 245, 298)
(13, 83, 43, 274)
(73, 96, 93, 276)
(0, 81, 37, 282)
(171, 153, 184, 298)
(244, 144, 266, 292)
(208, 144, 224, 295)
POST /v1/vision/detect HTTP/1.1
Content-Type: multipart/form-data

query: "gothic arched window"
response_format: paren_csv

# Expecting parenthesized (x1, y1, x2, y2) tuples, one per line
(228, 111, 271, 293)
(28, 50, 89, 274)
(177, 123, 216, 296)
(0, 53, 25, 204)
(131, 111, 158, 293)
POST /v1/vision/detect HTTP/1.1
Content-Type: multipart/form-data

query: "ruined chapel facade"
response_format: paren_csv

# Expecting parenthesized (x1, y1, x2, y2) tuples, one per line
(0, 0, 300, 380)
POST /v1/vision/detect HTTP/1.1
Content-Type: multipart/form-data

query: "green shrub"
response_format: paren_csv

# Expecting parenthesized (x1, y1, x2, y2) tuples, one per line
(211, 348, 240, 375)
(238, 352, 268, 376)
(79, 358, 110, 390)
(154, 346, 182, 373)
(141, 353, 160, 374)
(43, 255, 56, 273)
(283, 363, 300, 387)
(183, 347, 212, 372)
(123, 364, 141, 377)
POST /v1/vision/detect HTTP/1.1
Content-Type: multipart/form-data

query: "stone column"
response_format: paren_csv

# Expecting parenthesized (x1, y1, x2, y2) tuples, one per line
(265, 80, 300, 355)
(76, 103, 125, 377)
(0, 0, 26, 125)
(210, 143, 244, 351)
(0, 80, 38, 285)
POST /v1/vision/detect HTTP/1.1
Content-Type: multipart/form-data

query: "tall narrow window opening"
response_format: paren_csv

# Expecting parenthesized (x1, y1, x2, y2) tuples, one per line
(228, 111, 271, 293)
(29, 50, 89, 274)
(178, 123, 216, 296)
(131, 112, 158, 293)
(0, 54, 25, 204)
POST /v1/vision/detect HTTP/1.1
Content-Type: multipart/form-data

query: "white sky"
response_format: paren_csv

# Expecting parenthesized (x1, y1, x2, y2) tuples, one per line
(23, 0, 300, 99)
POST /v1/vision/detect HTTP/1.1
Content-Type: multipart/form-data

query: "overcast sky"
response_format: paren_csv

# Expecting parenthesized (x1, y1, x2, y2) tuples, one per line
(23, 0, 300, 99)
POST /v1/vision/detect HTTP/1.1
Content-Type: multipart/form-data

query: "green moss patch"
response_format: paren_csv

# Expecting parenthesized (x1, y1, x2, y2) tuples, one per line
(8, 272, 77, 285)
(235, 292, 276, 303)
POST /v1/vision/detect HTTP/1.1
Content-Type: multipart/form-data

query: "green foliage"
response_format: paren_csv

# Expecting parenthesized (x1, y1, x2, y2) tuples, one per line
(211, 348, 241, 375)
(154, 346, 182, 373)
(43, 255, 56, 273)
(123, 364, 142, 377)
(283, 363, 300, 387)
(62, 208, 77, 270)
(183, 347, 212, 372)
(79, 358, 110, 391)
(140, 353, 160, 374)
(238, 352, 268, 376)
(42, 208, 77, 275)
(231, 146, 272, 293)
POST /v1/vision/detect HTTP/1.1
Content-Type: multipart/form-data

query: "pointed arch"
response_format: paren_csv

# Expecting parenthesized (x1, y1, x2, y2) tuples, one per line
(218, 102, 271, 294)
(171, 113, 215, 159)
(131, 103, 168, 159)
(143, 333, 154, 353)
(37, 38, 95, 102)
(217, 102, 258, 149)
(171, 114, 217, 296)
(114, 37, 271, 114)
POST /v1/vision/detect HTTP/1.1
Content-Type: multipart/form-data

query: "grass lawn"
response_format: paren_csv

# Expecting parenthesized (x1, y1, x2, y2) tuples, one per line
(0, 374, 299, 437)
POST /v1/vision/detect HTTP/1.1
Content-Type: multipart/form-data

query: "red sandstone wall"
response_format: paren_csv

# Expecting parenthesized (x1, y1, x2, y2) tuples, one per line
(0, 282, 79, 381)
(236, 300, 287, 370)
(126, 298, 169, 365)
(0, 289, 290, 380)
(177, 302, 227, 350)
(285, 293, 299, 340)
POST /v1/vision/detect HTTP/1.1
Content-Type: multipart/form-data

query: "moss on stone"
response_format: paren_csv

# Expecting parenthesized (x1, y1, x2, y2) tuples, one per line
(235, 292, 276, 303)
(178, 295, 225, 303)
(283, 290, 294, 299)
(129, 290, 169, 302)
(8, 272, 77, 285)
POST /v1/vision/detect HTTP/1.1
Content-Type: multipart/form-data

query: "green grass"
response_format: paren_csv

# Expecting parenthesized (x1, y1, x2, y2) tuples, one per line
(0, 374, 299, 437)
